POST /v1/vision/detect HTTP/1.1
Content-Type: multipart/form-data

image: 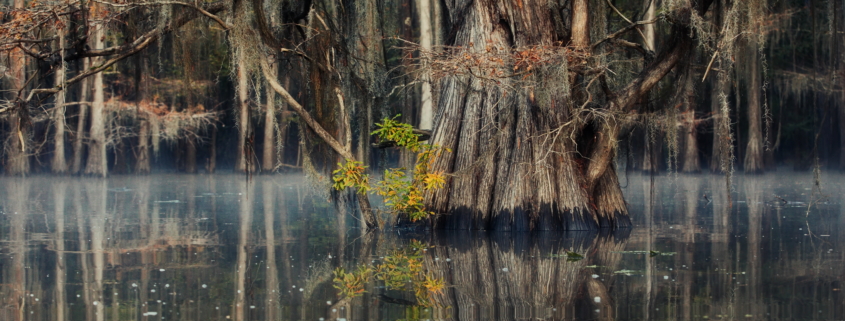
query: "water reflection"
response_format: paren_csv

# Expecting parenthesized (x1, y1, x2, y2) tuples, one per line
(0, 173, 842, 320)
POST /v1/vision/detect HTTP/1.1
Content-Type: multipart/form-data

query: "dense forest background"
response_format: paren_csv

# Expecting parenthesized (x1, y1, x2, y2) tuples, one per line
(1, 0, 844, 229)
(2, 0, 842, 176)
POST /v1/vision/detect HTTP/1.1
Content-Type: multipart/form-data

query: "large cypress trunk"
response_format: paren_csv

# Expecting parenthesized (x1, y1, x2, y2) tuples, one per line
(426, 0, 629, 230)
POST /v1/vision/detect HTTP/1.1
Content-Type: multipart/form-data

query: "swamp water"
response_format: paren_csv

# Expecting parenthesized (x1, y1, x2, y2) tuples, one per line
(0, 173, 842, 320)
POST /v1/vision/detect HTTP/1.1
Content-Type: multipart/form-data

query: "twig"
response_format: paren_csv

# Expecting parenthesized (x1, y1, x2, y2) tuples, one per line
(592, 18, 659, 49)
(605, 0, 652, 51)
(701, 49, 719, 82)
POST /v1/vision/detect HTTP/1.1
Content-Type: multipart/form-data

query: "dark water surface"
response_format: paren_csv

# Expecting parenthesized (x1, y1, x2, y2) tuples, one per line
(0, 173, 843, 320)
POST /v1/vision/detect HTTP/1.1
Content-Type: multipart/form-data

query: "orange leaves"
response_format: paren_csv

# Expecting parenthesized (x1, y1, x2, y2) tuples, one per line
(0, 4, 75, 51)
(331, 160, 370, 194)
(426, 44, 582, 84)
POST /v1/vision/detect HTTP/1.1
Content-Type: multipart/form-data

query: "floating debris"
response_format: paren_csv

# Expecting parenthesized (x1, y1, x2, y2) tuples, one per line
(613, 270, 643, 276)
(550, 251, 585, 261)
(613, 250, 676, 256)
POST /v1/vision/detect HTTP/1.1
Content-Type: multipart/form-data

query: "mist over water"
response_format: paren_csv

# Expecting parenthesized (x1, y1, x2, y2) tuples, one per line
(0, 173, 842, 320)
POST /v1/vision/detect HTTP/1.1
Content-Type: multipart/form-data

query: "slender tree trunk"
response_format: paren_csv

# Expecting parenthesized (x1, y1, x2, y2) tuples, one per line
(5, 0, 29, 176)
(207, 125, 217, 173)
(276, 76, 289, 168)
(681, 111, 701, 172)
(52, 21, 69, 173)
(710, 76, 725, 172)
(571, 0, 590, 48)
(235, 48, 251, 172)
(262, 60, 277, 172)
(71, 63, 90, 174)
(744, 40, 764, 173)
(642, 126, 662, 174)
(431, 0, 443, 47)
(185, 133, 197, 173)
(136, 120, 151, 173)
(136, 58, 151, 174)
(416, 0, 434, 131)
(837, 1, 845, 170)
(642, 0, 655, 51)
(85, 7, 107, 177)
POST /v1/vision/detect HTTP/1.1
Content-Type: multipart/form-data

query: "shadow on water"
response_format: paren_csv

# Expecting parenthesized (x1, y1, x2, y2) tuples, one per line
(0, 173, 843, 320)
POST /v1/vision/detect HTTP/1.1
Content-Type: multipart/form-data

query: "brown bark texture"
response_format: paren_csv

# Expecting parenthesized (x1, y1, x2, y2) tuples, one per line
(235, 49, 251, 173)
(744, 41, 764, 173)
(5, 1, 29, 176)
(84, 9, 108, 177)
(262, 60, 277, 172)
(424, 0, 695, 230)
(51, 20, 68, 174)
(136, 120, 151, 174)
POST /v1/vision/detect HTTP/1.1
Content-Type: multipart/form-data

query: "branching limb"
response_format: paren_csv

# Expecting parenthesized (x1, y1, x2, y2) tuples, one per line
(91, 0, 231, 29)
(592, 18, 659, 50)
(260, 58, 378, 230)
(9, 1, 228, 108)
(605, 0, 653, 51)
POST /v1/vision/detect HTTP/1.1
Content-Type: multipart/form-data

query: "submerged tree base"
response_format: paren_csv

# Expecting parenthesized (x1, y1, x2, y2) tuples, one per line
(432, 207, 632, 231)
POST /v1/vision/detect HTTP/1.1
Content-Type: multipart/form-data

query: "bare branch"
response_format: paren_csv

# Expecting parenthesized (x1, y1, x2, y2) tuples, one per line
(14, 1, 228, 106)
(605, 0, 653, 51)
(591, 18, 659, 50)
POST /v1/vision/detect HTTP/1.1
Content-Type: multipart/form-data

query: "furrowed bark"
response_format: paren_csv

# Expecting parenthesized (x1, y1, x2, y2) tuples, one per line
(429, 0, 614, 231)
(426, 1, 702, 230)
(136, 58, 151, 174)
